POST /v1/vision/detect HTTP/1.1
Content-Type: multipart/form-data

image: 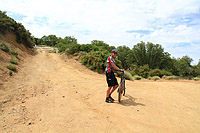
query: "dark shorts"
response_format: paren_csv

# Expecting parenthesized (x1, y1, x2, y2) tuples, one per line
(106, 71, 118, 87)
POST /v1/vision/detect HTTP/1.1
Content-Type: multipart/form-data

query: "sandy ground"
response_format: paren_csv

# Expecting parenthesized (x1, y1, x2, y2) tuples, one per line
(0, 51, 200, 133)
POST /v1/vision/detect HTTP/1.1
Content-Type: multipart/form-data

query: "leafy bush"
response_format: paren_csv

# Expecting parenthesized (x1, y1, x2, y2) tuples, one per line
(56, 43, 68, 52)
(81, 50, 110, 73)
(9, 71, 12, 76)
(73, 53, 79, 56)
(0, 11, 34, 48)
(10, 56, 18, 65)
(11, 49, 18, 56)
(81, 50, 122, 73)
(149, 76, 160, 81)
(6, 65, 16, 72)
(130, 65, 150, 78)
(162, 75, 179, 80)
(124, 71, 134, 80)
(0, 42, 9, 52)
(49, 49, 56, 53)
(193, 77, 200, 81)
(133, 75, 143, 80)
(149, 69, 162, 77)
(66, 44, 81, 55)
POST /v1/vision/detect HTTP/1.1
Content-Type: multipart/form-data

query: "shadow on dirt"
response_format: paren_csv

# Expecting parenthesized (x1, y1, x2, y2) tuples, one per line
(119, 94, 145, 106)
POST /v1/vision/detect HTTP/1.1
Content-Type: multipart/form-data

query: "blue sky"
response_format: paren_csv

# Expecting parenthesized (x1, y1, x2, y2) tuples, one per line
(0, 0, 200, 64)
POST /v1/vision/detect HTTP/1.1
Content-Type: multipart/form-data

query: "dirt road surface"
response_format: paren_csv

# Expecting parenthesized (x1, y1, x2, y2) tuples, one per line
(1, 51, 200, 133)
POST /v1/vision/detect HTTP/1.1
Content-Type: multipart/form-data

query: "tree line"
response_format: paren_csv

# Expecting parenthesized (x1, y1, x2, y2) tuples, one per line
(34, 35, 200, 79)
(1, 10, 199, 79)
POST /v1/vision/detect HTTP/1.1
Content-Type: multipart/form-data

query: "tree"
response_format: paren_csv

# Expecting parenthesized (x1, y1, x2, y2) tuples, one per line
(117, 45, 131, 69)
(63, 36, 77, 44)
(175, 55, 193, 76)
(132, 41, 169, 69)
(40, 35, 59, 46)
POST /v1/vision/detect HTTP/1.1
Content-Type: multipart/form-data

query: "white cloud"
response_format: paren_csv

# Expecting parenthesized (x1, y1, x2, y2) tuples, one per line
(0, 0, 200, 64)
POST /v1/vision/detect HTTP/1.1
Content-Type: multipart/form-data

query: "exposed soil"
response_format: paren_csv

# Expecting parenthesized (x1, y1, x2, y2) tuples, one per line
(0, 51, 200, 133)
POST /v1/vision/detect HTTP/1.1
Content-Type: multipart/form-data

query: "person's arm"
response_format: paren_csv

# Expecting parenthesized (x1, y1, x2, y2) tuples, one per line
(110, 62, 121, 71)
(108, 56, 123, 72)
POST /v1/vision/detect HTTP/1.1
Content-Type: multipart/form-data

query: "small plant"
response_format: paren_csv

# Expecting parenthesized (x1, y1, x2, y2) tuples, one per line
(9, 71, 13, 76)
(7, 65, 17, 72)
(49, 49, 56, 53)
(0, 42, 9, 52)
(193, 77, 200, 81)
(10, 56, 18, 65)
(133, 75, 143, 80)
(73, 53, 79, 56)
(124, 71, 134, 80)
(162, 75, 179, 80)
(11, 49, 18, 56)
(149, 76, 160, 81)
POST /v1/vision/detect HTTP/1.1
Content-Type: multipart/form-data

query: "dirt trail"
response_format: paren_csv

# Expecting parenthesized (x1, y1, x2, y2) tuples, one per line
(0, 51, 200, 133)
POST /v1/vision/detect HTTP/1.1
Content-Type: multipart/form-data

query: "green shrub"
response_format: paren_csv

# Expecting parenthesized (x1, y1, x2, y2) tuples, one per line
(133, 75, 143, 80)
(193, 77, 200, 81)
(161, 70, 173, 76)
(162, 75, 179, 80)
(0, 42, 9, 52)
(81, 50, 113, 73)
(137, 65, 150, 78)
(149, 76, 160, 81)
(124, 71, 134, 80)
(9, 71, 12, 76)
(65, 44, 81, 55)
(10, 56, 18, 65)
(6, 65, 16, 72)
(73, 53, 79, 56)
(11, 49, 18, 56)
(49, 49, 56, 53)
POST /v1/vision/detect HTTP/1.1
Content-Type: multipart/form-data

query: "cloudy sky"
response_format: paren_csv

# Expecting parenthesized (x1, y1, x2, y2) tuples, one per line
(1, 0, 200, 64)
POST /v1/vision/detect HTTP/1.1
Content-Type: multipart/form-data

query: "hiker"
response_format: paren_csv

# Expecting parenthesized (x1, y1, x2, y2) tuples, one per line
(105, 49, 124, 103)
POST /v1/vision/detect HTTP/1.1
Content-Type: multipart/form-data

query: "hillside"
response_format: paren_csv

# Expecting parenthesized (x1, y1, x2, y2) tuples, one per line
(0, 32, 34, 85)
(0, 51, 200, 132)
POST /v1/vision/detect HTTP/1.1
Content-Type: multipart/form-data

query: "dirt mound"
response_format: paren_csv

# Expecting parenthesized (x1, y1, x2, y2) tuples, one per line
(0, 51, 200, 132)
(0, 32, 34, 84)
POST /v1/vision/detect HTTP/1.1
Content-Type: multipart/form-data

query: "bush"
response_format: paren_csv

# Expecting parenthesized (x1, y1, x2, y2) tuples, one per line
(56, 43, 68, 52)
(193, 77, 200, 81)
(162, 75, 179, 80)
(149, 76, 160, 81)
(49, 49, 56, 53)
(73, 53, 79, 56)
(9, 71, 12, 76)
(124, 71, 134, 80)
(6, 65, 16, 72)
(11, 49, 18, 56)
(65, 44, 81, 55)
(149, 69, 173, 77)
(133, 75, 143, 80)
(81, 50, 112, 73)
(10, 56, 18, 65)
(0, 42, 9, 52)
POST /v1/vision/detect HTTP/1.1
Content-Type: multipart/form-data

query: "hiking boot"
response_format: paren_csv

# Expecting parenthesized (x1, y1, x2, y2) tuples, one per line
(105, 98, 113, 103)
(109, 95, 114, 101)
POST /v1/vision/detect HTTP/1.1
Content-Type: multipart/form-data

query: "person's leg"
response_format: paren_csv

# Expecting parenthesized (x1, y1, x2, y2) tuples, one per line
(106, 86, 112, 98)
(106, 86, 114, 103)
(110, 85, 118, 95)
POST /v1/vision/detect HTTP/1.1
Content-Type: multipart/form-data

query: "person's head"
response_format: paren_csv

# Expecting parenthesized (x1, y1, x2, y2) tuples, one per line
(111, 49, 118, 58)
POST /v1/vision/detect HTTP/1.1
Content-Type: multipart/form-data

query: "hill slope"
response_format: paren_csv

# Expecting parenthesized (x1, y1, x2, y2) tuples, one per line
(0, 32, 34, 84)
(0, 51, 200, 132)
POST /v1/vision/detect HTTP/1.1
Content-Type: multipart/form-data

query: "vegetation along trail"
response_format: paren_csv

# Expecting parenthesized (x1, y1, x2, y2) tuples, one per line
(1, 51, 200, 133)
